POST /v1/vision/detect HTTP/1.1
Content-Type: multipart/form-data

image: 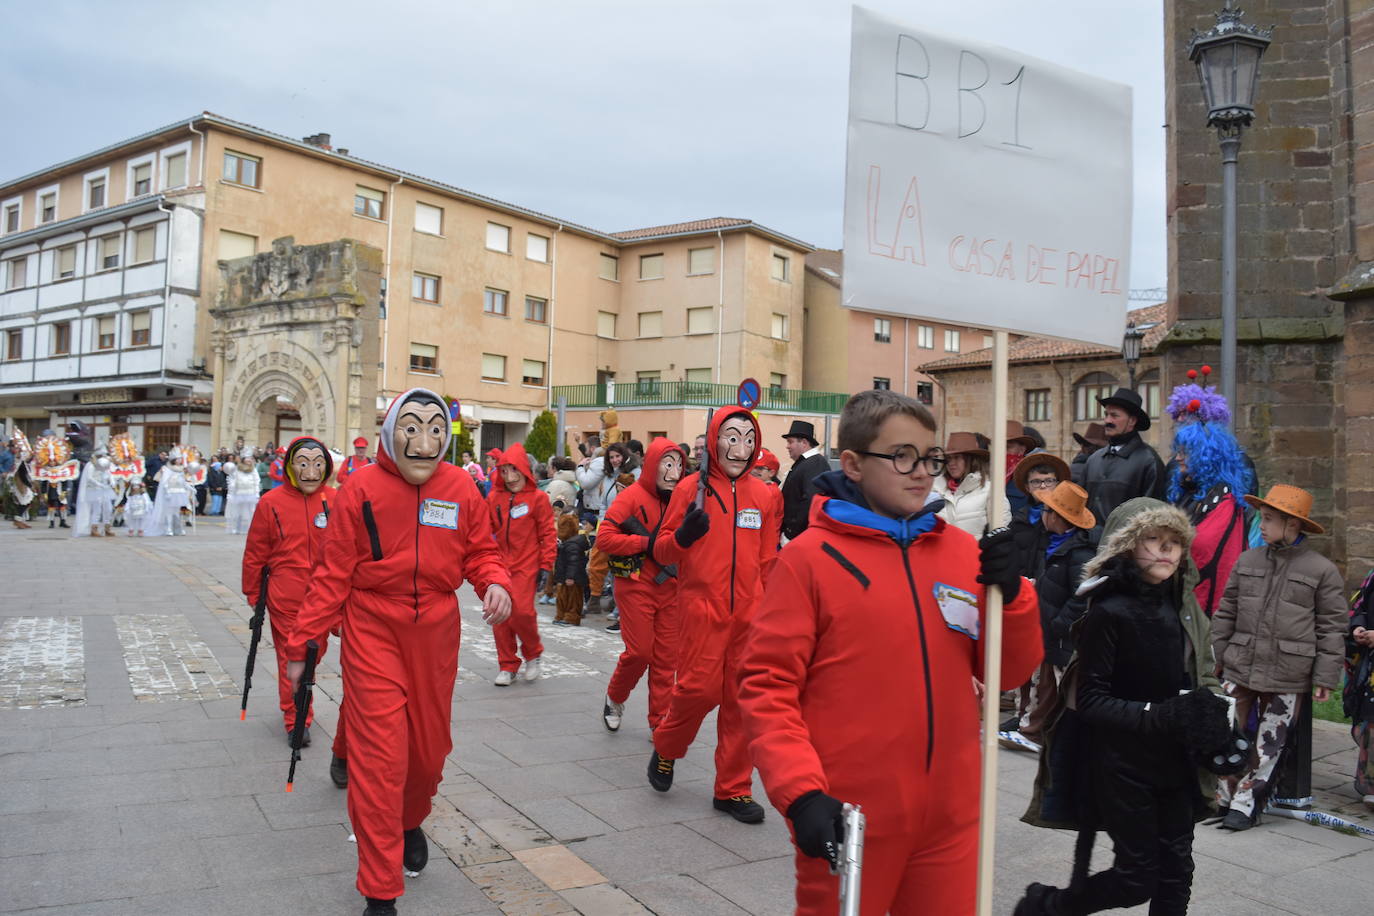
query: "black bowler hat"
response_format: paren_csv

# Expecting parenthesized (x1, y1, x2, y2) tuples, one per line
(1097, 387, 1151, 431)
(782, 420, 818, 446)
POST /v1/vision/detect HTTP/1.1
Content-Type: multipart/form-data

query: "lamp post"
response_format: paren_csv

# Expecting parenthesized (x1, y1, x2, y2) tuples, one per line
(1122, 321, 1145, 389)
(1189, 1, 1271, 430)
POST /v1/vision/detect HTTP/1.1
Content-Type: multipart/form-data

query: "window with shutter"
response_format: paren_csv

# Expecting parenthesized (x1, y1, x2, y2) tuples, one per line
(481, 353, 506, 381)
(415, 202, 443, 235)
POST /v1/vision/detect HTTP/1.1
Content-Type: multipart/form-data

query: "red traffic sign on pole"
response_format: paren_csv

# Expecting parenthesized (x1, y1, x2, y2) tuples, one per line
(737, 378, 760, 410)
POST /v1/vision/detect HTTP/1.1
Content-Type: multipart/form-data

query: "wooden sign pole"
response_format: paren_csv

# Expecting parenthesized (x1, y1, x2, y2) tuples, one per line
(975, 329, 1010, 916)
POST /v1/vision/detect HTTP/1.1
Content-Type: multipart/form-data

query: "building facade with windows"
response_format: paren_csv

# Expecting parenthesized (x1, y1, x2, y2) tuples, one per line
(923, 304, 1167, 460)
(801, 249, 995, 419)
(0, 113, 816, 453)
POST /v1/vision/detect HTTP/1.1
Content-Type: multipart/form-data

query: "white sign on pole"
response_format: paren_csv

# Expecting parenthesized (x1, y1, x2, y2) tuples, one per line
(844, 6, 1133, 347)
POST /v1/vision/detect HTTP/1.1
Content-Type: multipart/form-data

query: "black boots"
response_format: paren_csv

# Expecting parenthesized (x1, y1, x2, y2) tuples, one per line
(330, 754, 348, 789)
(402, 827, 428, 872)
(1013, 883, 1065, 916)
(363, 898, 397, 916)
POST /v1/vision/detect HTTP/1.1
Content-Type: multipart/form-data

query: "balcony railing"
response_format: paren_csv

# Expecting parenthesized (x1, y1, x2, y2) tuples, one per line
(551, 381, 849, 414)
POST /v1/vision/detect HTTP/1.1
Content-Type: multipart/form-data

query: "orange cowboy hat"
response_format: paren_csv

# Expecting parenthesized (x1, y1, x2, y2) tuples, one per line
(1040, 481, 1096, 530)
(1013, 453, 1072, 495)
(1243, 484, 1324, 534)
(943, 431, 989, 459)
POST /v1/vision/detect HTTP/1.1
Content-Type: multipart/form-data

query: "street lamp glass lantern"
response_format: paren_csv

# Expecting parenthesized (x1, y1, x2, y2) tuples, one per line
(1121, 323, 1144, 364)
(1188, 5, 1272, 130)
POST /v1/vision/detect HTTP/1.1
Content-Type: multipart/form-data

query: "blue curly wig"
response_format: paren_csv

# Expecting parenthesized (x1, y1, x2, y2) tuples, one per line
(1167, 421, 1255, 505)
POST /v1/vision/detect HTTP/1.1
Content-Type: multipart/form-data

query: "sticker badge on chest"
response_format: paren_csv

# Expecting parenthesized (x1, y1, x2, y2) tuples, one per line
(313, 512, 328, 529)
(934, 582, 980, 640)
(735, 508, 762, 530)
(510, 503, 530, 519)
(419, 498, 459, 529)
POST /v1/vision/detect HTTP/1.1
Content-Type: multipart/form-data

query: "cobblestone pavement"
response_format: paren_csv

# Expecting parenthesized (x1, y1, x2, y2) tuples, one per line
(0, 519, 1370, 915)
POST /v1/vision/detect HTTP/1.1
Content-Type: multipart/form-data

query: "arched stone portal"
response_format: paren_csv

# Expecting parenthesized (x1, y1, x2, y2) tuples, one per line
(210, 236, 382, 451)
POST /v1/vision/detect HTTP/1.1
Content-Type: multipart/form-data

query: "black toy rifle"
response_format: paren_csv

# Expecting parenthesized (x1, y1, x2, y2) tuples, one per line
(695, 408, 715, 511)
(285, 639, 319, 792)
(239, 567, 269, 721)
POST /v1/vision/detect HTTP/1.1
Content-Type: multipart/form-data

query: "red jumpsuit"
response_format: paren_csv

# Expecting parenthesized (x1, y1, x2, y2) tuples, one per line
(738, 495, 1043, 915)
(486, 442, 556, 673)
(287, 391, 510, 902)
(651, 407, 781, 799)
(241, 475, 336, 736)
(597, 438, 684, 729)
(337, 454, 374, 484)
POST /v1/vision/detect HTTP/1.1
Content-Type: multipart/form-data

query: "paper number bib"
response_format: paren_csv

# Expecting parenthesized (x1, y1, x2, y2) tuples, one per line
(510, 503, 529, 519)
(419, 499, 459, 529)
(934, 582, 980, 640)
(736, 508, 762, 530)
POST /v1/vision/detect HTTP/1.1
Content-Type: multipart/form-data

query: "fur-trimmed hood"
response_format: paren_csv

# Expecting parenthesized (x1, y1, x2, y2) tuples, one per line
(1081, 497, 1194, 582)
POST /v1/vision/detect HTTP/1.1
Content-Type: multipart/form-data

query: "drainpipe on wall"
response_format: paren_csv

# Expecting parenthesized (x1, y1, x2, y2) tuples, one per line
(381, 175, 404, 400)
(903, 318, 910, 397)
(188, 121, 205, 187)
(546, 224, 563, 410)
(157, 198, 175, 395)
(715, 230, 725, 383)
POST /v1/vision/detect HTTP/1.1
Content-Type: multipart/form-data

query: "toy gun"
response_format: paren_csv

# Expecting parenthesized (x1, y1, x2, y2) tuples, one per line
(240, 567, 270, 721)
(828, 802, 865, 916)
(285, 640, 319, 792)
(695, 408, 714, 511)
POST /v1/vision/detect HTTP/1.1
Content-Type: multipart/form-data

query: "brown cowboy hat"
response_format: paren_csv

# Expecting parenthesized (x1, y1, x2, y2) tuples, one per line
(942, 431, 989, 459)
(1073, 423, 1109, 449)
(1005, 420, 1038, 450)
(1041, 481, 1096, 530)
(1243, 484, 1324, 534)
(1013, 453, 1072, 495)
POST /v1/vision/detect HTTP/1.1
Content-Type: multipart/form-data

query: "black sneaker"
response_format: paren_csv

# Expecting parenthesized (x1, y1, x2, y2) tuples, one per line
(648, 751, 675, 792)
(605, 621, 620, 632)
(286, 726, 312, 748)
(1220, 808, 1259, 831)
(999, 716, 1020, 733)
(403, 826, 428, 871)
(330, 754, 348, 789)
(1013, 882, 1058, 916)
(713, 795, 765, 824)
(363, 898, 398, 916)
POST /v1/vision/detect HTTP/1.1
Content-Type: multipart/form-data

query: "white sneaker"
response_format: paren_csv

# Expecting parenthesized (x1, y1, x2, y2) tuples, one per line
(493, 670, 515, 687)
(522, 657, 542, 682)
(603, 695, 624, 732)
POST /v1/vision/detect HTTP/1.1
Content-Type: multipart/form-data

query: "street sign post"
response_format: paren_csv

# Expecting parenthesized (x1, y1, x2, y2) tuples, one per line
(737, 378, 761, 410)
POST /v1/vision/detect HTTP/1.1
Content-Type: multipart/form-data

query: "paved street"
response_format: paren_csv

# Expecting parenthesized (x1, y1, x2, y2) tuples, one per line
(0, 520, 1370, 915)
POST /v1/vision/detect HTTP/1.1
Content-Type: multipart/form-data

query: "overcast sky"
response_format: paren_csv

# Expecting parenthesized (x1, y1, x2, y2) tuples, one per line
(2, 0, 1166, 289)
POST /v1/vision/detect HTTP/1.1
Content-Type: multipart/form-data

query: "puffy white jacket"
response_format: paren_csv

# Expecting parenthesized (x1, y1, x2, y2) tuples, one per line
(932, 471, 1009, 540)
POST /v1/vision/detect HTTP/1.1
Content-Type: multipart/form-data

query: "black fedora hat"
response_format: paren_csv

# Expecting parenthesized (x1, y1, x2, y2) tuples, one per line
(1097, 387, 1151, 431)
(782, 420, 818, 446)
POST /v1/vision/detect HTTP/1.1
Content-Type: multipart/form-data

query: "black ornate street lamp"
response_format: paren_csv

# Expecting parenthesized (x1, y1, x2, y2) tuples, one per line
(1188, 1, 1271, 429)
(1122, 321, 1145, 389)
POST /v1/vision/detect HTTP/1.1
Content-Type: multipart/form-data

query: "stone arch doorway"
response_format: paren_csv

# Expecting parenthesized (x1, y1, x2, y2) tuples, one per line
(210, 236, 382, 453)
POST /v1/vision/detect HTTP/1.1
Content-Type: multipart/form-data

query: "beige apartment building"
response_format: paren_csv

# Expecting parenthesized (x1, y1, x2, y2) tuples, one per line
(802, 249, 996, 422)
(0, 113, 821, 454)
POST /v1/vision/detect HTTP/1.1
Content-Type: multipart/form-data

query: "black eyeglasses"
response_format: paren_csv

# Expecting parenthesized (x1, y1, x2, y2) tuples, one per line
(856, 446, 946, 475)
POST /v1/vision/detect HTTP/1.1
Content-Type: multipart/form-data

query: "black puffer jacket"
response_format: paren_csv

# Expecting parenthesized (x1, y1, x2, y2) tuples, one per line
(554, 534, 590, 587)
(1082, 432, 1166, 525)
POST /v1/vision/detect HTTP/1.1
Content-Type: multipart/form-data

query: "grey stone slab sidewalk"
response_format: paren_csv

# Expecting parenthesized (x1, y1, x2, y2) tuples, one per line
(1, 521, 1369, 914)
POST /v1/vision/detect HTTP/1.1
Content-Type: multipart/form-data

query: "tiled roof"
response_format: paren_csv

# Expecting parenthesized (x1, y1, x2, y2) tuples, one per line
(922, 303, 1169, 370)
(805, 249, 843, 287)
(610, 217, 751, 240)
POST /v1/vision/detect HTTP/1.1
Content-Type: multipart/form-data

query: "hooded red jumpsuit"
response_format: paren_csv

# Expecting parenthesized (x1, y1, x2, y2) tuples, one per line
(651, 407, 781, 800)
(287, 389, 510, 902)
(738, 496, 1043, 915)
(242, 438, 336, 738)
(597, 438, 685, 729)
(487, 442, 555, 674)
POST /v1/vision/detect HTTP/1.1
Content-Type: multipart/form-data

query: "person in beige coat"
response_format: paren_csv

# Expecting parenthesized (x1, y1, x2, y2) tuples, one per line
(1211, 484, 1347, 830)
(932, 432, 1011, 538)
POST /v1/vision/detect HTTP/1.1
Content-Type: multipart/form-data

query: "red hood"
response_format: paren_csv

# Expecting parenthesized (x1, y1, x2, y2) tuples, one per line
(637, 437, 686, 498)
(377, 387, 450, 479)
(706, 406, 760, 482)
(495, 441, 539, 491)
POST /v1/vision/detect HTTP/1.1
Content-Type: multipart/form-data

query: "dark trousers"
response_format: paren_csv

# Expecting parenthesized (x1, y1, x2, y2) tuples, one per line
(1062, 770, 1195, 916)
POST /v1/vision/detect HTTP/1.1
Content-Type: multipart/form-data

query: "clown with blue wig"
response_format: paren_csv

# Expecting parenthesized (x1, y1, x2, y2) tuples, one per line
(1166, 366, 1260, 617)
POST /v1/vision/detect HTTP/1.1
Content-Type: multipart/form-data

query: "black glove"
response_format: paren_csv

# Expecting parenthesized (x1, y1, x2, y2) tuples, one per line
(1201, 728, 1252, 776)
(1155, 688, 1231, 753)
(976, 527, 1022, 602)
(674, 506, 711, 548)
(786, 790, 845, 863)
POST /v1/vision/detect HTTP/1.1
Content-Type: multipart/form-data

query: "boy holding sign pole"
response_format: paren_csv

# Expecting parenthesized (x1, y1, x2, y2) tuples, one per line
(738, 389, 1042, 913)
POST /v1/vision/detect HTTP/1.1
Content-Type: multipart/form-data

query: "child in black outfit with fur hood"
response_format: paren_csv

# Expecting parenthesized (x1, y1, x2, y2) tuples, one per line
(1017, 497, 1234, 916)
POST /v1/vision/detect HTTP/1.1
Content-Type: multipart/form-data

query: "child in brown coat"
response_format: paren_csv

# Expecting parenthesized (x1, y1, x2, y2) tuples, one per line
(554, 513, 590, 626)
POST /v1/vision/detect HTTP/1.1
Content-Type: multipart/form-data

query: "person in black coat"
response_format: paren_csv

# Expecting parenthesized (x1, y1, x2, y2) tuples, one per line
(779, 420, 830, 541)
(553, 513, 590, 626)
(1082, 389, 1166, 525)
(1070, 423, 1107, 486)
